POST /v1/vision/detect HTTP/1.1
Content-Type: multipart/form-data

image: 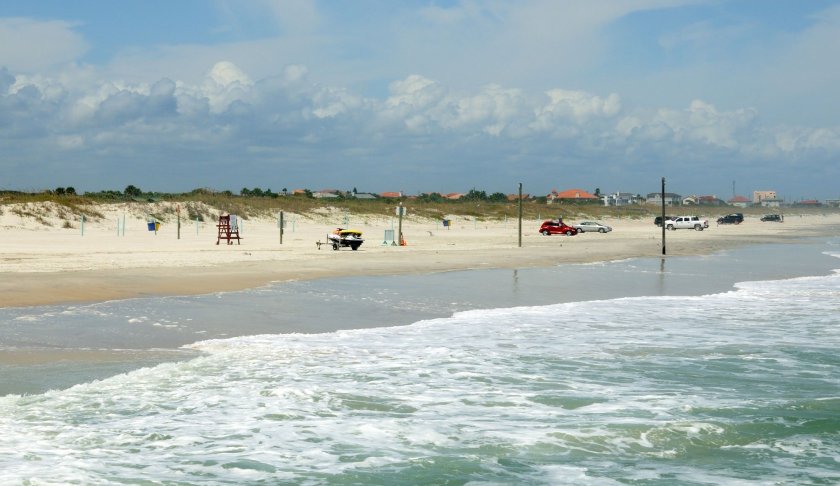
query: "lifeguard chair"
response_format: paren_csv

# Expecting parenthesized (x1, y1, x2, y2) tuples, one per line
(216, 213, 242, 245)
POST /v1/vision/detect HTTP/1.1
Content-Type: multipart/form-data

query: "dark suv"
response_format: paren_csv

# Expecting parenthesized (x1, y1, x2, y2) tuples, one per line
(716, 213, 743, 225)
(654, 216, 674, 227)
(761, 214, 783, 222)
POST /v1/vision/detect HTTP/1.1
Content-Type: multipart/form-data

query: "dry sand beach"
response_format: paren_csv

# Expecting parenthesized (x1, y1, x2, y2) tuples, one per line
(2, 202, 839, 308)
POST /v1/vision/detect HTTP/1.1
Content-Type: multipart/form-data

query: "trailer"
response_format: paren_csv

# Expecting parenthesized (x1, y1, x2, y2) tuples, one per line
(319, 228, 364, 250)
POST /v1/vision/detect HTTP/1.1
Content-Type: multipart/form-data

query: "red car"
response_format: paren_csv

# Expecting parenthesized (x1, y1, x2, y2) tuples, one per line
(539, 220, 578, 236)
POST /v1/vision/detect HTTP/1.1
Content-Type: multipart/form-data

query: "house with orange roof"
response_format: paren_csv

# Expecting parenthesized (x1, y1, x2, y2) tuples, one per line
(445, 193, 464, 200)
(547, 188, 599, 203)
(727, 195, 750, 208)
(380, 191, 403, 198)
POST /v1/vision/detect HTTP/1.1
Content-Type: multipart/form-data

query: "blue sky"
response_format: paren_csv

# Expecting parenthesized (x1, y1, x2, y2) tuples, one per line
(2, 0, 839, 200)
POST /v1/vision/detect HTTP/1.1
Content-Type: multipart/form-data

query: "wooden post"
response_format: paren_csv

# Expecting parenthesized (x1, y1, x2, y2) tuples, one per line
(80, 214, 85, 236)
(397, 203, 404, 246)
(661, 177, 666, 255)
(177, 205, 181, 240)
(518, 182, 523, 248)
(279, 211, 284, 244)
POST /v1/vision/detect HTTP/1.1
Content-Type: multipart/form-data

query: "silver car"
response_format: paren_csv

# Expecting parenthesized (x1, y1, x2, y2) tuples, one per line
(573, 221, 612, 233)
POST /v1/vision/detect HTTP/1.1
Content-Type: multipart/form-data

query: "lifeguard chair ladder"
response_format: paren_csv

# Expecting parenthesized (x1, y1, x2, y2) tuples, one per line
(216, 214, 242, 245)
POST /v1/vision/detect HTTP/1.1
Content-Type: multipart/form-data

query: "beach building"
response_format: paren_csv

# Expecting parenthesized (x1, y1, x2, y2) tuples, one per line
(446, 193, 465, 200)
(754, 190, 783, 207)
(547, 188, 599, 204)
(313, 189, 341, 199)
(753, 190, 777, 204)
(380, 191, 403, 198)
(759, 198, 783, 207)
(683, 195, 724, 206)
(728, 195, 750, 208)
(603, 192, 642, 206)
(646, 192, 682, 206)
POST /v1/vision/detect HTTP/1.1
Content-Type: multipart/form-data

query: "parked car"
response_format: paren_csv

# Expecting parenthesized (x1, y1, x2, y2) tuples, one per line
(654, 215, 675, 227)
(761, 214, 783, 222)
(716, 213, 743, 225)
(573, 221, 612, 233)
(664, 216, 709, 231)
(539, 220, 578, 236)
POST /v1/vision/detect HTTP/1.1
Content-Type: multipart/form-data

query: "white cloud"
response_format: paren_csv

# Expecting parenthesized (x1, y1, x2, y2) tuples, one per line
(2, 52, 839, 197)
(207, 61, 253, 87)
(0, 18, 88, 72)
(535, 89, 622, 126)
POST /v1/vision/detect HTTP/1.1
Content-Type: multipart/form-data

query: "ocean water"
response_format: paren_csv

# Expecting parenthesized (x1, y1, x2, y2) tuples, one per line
(1, 241, 839, 484)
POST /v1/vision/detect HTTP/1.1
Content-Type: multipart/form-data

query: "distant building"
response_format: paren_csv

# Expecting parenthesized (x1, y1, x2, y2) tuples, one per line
(683, 195, 724, 206)
(313, 189, 340, 199)
(547, 188, 599, 203)
(753, 190, 784, 207)
(793, 199, 821, 207)
(760, 198, 783, 208)
(753, 190, 777, 204)
(646, 192, 682, 206)
(507, 193, 530, 201)
(603, 192, 642, 207)
(380, 191, 403, 198)
(728, 195, 750, 208)
(445, 193, 464, 200)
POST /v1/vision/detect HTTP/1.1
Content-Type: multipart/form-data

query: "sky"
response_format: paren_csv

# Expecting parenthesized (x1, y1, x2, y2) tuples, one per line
(2, 0, 840, 200)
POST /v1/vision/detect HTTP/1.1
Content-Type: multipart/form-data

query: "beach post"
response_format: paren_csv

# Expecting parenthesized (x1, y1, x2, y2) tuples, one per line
(80, 214, 85, 236)
(177, 204, 181, 240)
(195, 217, 199, 236)
(518, 182, 523, 248)
(661, 176, 666, 255)
(278, 211, 284, 244)
(396, 203, 405, 246)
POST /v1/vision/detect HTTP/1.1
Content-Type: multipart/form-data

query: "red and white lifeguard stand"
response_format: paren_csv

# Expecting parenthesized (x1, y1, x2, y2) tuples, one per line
(216, 213, 241, 245)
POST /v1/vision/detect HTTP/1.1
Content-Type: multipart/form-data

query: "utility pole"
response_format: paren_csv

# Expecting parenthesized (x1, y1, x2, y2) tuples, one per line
(661, 177, 666, 255)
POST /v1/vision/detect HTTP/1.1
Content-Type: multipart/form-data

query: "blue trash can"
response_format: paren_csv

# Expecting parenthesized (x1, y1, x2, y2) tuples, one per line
(147, 222, 156, 231)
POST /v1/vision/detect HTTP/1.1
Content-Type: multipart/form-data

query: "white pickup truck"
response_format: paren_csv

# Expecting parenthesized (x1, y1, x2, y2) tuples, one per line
(664, 216, 709, 231)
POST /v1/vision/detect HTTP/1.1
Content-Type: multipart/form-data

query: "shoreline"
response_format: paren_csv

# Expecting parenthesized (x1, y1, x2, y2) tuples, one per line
(3, 226, 839, 396)
(2, 214, 839, 309)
